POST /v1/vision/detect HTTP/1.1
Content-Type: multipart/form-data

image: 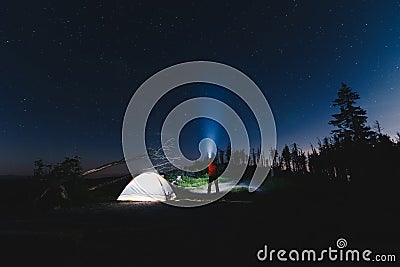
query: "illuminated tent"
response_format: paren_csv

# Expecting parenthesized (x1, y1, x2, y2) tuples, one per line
(117, 172, 176, 201)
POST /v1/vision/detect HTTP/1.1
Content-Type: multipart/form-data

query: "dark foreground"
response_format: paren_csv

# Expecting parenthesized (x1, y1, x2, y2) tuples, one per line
(0, 179, 399, 267)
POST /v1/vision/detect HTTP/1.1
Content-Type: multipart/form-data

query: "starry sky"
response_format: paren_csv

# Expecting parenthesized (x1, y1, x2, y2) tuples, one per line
(1, 0, 400, 175)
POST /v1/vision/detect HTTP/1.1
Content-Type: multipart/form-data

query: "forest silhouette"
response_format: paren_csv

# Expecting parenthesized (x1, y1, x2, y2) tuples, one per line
(202, 82, 399, 192)
(2, 82, 398, 212)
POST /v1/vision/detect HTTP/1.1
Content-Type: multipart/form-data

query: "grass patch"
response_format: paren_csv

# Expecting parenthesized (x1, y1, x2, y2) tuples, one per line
(165, 174, 209, 189)
(176, 176, 209, 188)
(230, 186, 248, 192)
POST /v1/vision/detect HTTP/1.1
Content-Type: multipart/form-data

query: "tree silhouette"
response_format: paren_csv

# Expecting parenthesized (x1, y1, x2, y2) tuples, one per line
(281, 145, 291, 172)
(225, 144, 231, 164)
(34, 159, 47, 177)
(34, 156, 85, 210)
(270, 148, 279, 169)
(218, 148, 225, 165)
(290, 143, 307, 175)
(329, 83, 373, 143)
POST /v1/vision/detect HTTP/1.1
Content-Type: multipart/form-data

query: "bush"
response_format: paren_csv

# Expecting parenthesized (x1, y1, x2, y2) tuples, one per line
(33, 156, 88, 210)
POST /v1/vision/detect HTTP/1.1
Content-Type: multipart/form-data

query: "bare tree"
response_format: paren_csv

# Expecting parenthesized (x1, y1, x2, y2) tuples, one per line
(82, 138, 183, 177)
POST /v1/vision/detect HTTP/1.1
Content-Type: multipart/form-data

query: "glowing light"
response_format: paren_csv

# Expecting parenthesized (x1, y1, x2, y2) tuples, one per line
(198, 137, 217, 160)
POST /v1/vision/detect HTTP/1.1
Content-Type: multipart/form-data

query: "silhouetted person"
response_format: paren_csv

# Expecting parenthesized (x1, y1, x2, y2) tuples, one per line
(207, 158, 220, 194)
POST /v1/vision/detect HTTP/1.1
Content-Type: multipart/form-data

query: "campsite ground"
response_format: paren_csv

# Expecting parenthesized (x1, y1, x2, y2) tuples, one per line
(0, 177, 399, 266)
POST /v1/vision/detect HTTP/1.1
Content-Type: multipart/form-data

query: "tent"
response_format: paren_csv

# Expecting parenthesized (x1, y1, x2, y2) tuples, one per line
(117, 172, 176, 201)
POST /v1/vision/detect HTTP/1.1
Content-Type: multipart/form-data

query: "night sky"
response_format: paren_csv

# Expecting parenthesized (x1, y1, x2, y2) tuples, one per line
(1, 1, 400, 175)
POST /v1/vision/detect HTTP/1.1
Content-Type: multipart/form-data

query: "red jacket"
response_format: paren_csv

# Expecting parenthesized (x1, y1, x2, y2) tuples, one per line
(208, 163, 218, 177)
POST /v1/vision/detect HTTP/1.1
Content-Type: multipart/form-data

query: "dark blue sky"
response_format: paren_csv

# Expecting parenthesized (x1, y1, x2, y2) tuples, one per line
(1, 1, 400, 174)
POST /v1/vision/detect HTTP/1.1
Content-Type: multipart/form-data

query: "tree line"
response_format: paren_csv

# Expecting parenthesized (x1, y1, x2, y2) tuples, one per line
(268, 83, 400, 185)
(32, 82, 400, 210)
(193, 82, 400, 185)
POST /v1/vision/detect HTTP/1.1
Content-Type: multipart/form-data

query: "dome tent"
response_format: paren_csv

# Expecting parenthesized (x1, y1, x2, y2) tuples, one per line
(117, 172, 176, 201)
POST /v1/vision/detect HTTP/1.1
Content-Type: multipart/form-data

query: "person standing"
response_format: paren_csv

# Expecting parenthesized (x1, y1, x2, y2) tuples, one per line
(207, 158, 220, 194)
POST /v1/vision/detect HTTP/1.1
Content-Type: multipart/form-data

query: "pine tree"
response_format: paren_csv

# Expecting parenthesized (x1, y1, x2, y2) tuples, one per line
(281, 145, 291, 171)
(329, 83, 372, 143)
(225, 144, 231, 164)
